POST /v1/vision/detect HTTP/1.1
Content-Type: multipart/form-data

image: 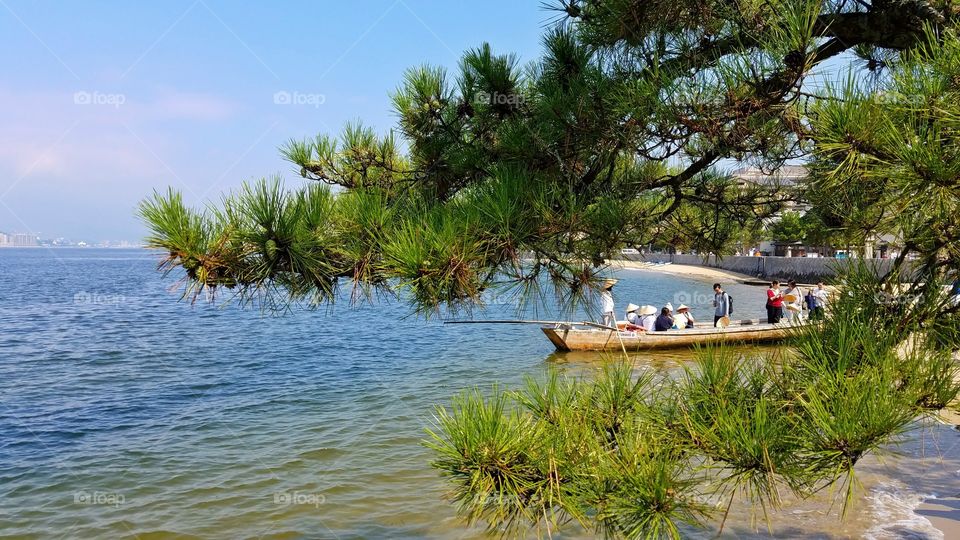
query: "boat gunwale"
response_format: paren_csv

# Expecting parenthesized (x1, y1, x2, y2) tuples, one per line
(543, 321, 800, 337)
(541, 321, 798, 351)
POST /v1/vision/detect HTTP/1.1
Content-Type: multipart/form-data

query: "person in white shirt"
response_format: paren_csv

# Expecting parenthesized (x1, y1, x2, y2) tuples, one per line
(600, 279, 617, 327)
(674, 304, 696, 329)
(637, 305, 657, 332)
(811, 281, 829, 320)
(625, 303, 640, 325)
(783, 280, 803, 323)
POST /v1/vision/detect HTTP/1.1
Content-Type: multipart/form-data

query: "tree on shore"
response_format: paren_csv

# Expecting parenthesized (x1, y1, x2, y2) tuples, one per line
(139, 1, 960, 537)
(140, 0, 958, 314)
(767, 210, 807, 244)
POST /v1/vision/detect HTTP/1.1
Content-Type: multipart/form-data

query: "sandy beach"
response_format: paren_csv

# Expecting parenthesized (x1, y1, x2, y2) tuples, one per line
(610, 259, 759, 283)
(919, 498, 960, 539)
(916, 406, 960, 539)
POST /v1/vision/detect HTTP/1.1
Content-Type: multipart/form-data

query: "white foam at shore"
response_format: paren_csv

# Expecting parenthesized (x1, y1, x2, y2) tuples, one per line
(864, 483, 943, 540)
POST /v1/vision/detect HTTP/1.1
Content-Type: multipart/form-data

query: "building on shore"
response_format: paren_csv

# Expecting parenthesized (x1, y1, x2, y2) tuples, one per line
(732, 165, 811, 256)
(731, 166, 902, 259)
(0, 232, 39, 247)
(732, 164, 808, 190)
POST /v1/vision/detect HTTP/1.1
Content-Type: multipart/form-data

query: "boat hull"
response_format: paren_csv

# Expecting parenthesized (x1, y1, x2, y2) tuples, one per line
(542, 322, 794, 351)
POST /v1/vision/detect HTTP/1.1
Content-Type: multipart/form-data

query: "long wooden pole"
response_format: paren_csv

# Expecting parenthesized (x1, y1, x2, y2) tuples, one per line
(443, 319, 618, 331)
(443, 319, 568, 325)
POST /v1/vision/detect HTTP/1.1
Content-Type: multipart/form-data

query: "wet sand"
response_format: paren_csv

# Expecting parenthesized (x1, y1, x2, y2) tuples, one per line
(919, 496, 960, 539)
(916, 408, 960, 539)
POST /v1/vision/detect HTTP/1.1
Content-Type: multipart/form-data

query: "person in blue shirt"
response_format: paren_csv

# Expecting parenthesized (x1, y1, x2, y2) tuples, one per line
(713, 283, 730, 326)
(654, 306, 674, 332)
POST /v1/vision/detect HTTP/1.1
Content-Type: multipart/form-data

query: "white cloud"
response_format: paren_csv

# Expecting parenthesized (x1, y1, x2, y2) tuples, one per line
(0, 85, 240, 184)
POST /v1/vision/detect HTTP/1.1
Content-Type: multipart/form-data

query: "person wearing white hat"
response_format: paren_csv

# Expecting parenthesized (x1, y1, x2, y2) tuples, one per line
(637, 305, 657, 332)
(674, 304, 696, 329)
(599, 278, 618, 327)
(625, 303, 641, 325)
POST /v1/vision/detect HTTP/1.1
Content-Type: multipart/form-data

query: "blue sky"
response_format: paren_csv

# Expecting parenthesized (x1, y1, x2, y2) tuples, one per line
(0, 1, 546, 241)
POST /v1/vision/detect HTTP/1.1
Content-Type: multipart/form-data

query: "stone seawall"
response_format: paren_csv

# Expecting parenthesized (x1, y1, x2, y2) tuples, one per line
(622, 254, 910, 283)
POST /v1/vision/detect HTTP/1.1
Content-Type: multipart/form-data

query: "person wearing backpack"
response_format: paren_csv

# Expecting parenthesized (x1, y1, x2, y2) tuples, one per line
(713, 283, 732, 327)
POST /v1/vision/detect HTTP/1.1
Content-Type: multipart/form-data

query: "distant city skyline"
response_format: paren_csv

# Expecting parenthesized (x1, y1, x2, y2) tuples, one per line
(0, 228, 141, 247)
(0, 1, 546, 240)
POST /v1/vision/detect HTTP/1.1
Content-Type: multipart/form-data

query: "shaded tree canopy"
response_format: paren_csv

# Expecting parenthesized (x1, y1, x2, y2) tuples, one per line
(140, 0, 960, 313)
(765, 209, 838, 248)
(767, 210, 807, 243)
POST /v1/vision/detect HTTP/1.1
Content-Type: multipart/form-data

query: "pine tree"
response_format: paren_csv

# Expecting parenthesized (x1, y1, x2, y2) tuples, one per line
(138, 3, 960, 537)
(140, 1, 959, 313)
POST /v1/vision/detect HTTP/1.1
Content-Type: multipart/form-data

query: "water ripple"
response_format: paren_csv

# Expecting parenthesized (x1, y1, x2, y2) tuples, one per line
(2, 248, 957, 539)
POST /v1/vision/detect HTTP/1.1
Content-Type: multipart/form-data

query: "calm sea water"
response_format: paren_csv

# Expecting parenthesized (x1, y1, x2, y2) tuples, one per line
(1, 248, 957, 539)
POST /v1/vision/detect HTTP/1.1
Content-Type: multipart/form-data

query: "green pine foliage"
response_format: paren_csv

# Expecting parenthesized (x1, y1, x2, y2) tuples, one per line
(141, 2, 960, 313)
(136, 2, 960, 536)
(809, 27, 960, 290)
(426, 268, 959, 538)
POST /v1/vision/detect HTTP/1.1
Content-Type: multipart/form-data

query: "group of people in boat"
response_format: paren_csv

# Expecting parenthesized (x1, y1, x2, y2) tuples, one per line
(622, 302, 696, 332)
(599, 278, 832, 331)
(600, 278, 701, 333)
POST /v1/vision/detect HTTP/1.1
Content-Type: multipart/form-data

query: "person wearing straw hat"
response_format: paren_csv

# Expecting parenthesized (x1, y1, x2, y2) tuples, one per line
(713, 283, 731, 327)
(674, 304, 696, 329)
(599, 278, 618, 327)
(637, 305, 657, 332)
(623, 303, 645, 331)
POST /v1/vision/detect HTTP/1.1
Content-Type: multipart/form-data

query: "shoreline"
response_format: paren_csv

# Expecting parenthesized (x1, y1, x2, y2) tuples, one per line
(903, 411, 960, 540)
(609, 259, 761, 284)
(920, 403, 960, 538)
(919, 497, 960, 539)
(609, 259, 841, 291)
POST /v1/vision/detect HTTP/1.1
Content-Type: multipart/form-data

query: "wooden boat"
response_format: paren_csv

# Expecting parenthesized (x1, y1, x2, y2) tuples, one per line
(541, 319, 797, 351)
